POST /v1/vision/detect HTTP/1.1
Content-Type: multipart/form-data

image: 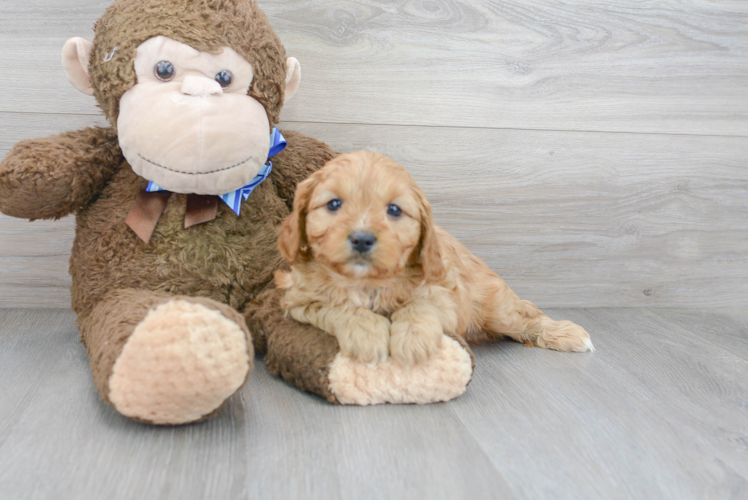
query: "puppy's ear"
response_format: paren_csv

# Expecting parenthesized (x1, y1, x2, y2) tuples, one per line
(279, 174, 318, 265)
(415, 187, 446, 282)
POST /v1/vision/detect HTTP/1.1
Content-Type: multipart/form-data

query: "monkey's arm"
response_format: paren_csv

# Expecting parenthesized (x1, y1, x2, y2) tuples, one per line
(272, 130, 338, 210)
(0, 126, 121, 220)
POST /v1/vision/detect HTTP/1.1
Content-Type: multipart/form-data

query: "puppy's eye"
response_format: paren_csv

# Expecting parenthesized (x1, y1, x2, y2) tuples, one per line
(387, 204, 403, 217)
(327, 199, 342, 212)
(154, 61, 175, 81)
(215, 70, 233, 88)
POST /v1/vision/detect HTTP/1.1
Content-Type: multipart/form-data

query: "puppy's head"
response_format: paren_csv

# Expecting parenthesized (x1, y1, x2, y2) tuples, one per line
(279, 151, 445, 282)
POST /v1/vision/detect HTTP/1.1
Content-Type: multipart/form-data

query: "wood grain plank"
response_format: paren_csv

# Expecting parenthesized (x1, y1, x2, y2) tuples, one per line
(2, 115, 746, 308)
(453, 307, 748, 500)
(235, 368, 516, 500)
(273, 0, 748, 135)
(0, 1, 100, 117)
(1, 0, 747, 135)
(647, 308, 748, 362)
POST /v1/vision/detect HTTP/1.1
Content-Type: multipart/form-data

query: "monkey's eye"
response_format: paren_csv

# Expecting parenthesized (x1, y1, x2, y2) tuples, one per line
(387, 204, 403, 217)
(327, 199, 342, 212)
(154, 61, 175, 81)
(215, 70, 233, 88)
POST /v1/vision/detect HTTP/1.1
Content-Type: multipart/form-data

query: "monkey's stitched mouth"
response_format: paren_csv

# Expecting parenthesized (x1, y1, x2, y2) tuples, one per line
(138, 153, 254, 175)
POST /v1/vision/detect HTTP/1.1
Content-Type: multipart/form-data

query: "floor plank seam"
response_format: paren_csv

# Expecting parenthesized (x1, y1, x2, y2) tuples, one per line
(279, 120, 748, 139)
(2, 110, 747, 139)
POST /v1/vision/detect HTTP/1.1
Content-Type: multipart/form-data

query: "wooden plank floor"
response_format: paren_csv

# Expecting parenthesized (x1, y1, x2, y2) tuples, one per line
(0, 308, 745, 499)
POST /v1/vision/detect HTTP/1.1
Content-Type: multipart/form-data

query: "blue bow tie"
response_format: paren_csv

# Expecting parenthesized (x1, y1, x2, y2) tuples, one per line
(144, 128, 287, 215)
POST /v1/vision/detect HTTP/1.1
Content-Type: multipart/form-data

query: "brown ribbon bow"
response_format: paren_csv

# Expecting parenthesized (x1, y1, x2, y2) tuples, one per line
(125, 190, 220, 243)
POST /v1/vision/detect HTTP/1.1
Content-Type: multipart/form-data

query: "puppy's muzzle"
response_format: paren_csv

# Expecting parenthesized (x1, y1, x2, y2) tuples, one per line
(349, 231, 376, 254)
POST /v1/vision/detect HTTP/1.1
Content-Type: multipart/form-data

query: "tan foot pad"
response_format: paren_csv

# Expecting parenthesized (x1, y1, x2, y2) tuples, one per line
(108, 300, 250, 425)
(328, 337, 473, 405)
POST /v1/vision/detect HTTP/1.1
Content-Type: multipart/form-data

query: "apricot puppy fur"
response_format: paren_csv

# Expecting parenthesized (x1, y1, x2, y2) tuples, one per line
(276, 151, 593, 366)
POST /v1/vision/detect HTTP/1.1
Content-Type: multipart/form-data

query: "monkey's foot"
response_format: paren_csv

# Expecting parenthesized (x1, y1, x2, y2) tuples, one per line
(107, 299, 251, 425)
(328, 335, 474, 405)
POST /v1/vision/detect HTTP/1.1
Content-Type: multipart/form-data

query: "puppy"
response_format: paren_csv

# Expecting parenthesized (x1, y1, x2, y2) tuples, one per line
(275, 151, 593, 366)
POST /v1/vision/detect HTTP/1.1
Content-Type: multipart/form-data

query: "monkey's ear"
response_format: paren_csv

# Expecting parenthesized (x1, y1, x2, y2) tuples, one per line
(62, 37, 94, 96)
(284, 57, 301, 103)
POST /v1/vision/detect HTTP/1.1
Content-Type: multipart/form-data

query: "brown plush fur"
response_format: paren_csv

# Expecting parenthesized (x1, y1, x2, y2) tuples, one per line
(67, 129, 334, 323)
(247, 287, 343, 403)
(0, 0, 345, 422)
(276, 152, 593, 366)
(0, 127, 121, 220)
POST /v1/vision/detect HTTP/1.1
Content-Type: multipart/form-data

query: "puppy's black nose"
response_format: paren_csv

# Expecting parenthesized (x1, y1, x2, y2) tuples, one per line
(349, 231, 377, 253)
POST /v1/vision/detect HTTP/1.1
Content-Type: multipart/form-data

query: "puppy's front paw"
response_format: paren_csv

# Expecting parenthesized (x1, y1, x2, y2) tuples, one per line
(337, 314, 391, 364)
(389, 317, 443, 367)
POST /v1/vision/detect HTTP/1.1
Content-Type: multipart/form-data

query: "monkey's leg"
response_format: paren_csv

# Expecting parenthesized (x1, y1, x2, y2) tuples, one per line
(475, 279, 594, 352)
(80, 290, 253, 425)
(245, 288, 475, 406)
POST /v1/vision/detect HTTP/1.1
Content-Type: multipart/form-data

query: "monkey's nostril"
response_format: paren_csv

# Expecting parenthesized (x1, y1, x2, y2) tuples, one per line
(349, 231, 377, 253)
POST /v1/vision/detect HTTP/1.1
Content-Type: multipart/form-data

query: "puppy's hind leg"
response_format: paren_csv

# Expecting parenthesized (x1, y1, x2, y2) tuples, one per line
(475, 278, 594, 352)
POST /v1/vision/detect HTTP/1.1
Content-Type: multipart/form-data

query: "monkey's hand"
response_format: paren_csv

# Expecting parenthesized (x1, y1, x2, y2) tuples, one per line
(0, 126, 121, 220)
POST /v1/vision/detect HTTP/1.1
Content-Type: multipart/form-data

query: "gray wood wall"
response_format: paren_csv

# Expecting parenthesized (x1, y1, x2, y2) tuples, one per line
(1, 0, 746, 308)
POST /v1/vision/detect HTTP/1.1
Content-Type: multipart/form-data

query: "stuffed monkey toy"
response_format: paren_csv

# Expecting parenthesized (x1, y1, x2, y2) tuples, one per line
(0, 0, 475, 425)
